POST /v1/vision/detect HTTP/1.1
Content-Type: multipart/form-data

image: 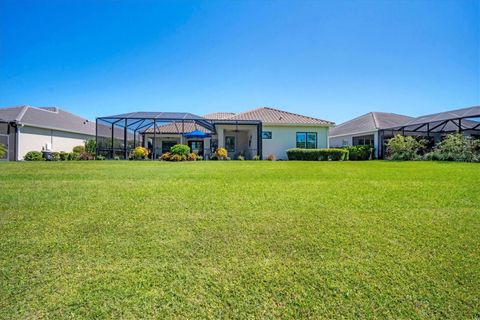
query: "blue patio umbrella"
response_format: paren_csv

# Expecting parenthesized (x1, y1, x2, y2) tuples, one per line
(183, 130, 211, 139)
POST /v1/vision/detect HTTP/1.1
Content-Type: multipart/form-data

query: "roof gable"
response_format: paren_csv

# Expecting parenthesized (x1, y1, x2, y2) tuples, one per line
(330, 112, 413, 136)
(0, 105, 95, 135)
(228, 107, 334, 125)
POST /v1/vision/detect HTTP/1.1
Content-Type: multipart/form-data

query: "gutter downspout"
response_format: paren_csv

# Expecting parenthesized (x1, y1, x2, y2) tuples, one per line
(15, 122, 23, 161)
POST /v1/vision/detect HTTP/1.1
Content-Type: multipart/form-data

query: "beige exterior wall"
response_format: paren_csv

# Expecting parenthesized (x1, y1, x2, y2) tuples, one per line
(262, 125, 330, 160)
(215, 124, 259, 159)
(17, 126, 94, 160)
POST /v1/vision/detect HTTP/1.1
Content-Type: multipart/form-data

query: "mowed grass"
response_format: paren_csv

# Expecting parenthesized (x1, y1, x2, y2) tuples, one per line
(0, 161, 479, 319)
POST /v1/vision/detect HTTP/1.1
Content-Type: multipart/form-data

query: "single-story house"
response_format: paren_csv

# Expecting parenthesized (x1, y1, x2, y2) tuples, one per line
(329, 112, 413, 158)
(329, 106, 480, 158)
(97, 107, 334, 160)
(376, 106, 480, 158)
(205, 107, 334, 160)
(0, 106, 96, 161)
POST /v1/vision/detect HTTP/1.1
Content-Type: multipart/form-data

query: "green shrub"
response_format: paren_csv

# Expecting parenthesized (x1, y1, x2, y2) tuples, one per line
(73, 145, 85, 153)
(341, 145, 374, 160)
(286, 148, 348, 161)
(51, 152, 60, 161)
(424, 134, 479, 162)
(386, 135, 425, 160)
(328, 149, 348, 161)
(114, 156, 120, 160)
(0, 143, 5, 159)
(96, 155, 105, 160)
(68, 152, 80, 161)
(237, 155, 245, 161)
(24, 151, 44, 161)
(59, 151, 69, 161)
(197, 156, 204, 161)
(170, 144, 190, 156)
(85, 139, 96, 154)
(252, 155, 261, 160)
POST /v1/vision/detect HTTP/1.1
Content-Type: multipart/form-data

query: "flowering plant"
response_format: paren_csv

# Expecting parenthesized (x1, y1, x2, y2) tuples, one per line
(215, 147, 228, 159)
(132, 146, 149, 160)
(187, 153, 197, 161)
(160, 152, 171, 161)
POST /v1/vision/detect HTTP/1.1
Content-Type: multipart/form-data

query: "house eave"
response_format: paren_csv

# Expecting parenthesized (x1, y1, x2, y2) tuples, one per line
(329, 129, 378, 138)
(17, 123, 95, 137)
(263, 122, 334, 127)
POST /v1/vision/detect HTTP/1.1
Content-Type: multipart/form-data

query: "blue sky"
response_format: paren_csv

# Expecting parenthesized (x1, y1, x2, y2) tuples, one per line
(0, 0, 478, 123)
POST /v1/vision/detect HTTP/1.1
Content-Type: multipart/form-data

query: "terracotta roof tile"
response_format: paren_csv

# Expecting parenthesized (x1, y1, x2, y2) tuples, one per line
(203, 112, 236, 120)
(228, 107, 334, 125)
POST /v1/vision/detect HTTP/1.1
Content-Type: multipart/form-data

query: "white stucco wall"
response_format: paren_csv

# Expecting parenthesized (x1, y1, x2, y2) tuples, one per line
(262, 125, 330, 160)
(17, 126, 94, 160)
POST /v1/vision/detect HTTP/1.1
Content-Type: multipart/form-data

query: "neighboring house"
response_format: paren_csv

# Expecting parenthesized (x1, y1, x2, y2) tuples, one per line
(329, 112, 413, 158)
(217, 107, 334, 160)
(0, 106, 96, 161)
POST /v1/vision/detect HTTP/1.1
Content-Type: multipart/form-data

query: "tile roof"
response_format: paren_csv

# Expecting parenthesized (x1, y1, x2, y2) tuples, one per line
(0, 105, 96, 135)
(227, 107, 334, 125)
(202, 112, 236, 120)
(330, 112, 413, 136)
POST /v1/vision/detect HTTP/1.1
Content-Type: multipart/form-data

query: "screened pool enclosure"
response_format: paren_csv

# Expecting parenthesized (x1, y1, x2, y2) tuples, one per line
(96, 112, 262, 160)
(378, 106, 480, 158)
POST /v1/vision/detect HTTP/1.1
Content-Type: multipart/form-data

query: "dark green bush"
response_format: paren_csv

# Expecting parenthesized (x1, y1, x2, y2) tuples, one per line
(96, 155, 105, 160)
(341, 145, 374, 160)
(286, 148, 348, 161)
(24, 151, 44, 161)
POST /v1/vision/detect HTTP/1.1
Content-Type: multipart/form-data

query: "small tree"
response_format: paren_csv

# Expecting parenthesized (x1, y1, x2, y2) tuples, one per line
(84, 139, 96, 154)
(386, 135, 425, 160)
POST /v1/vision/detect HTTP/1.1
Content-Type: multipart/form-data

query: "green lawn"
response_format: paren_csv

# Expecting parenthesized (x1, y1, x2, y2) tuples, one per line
(0, 161, 479, 319)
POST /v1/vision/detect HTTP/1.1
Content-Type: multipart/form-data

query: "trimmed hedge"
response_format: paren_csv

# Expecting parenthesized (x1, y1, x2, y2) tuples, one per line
(286, 148, 348, 161)
(340, 145, 374, 160)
